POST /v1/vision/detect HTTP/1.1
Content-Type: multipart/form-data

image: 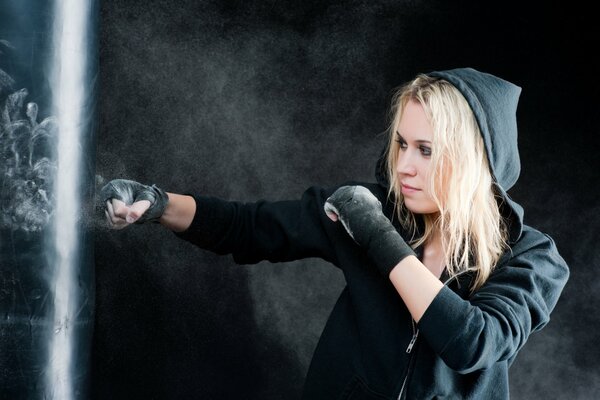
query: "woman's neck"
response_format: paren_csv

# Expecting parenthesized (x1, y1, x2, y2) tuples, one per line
(422, 233, 446, 278)
(427, 230, 442, 248)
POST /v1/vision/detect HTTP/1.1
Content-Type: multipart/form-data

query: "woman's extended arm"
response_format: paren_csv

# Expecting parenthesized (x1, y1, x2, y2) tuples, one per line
(101, 178, 341, 265)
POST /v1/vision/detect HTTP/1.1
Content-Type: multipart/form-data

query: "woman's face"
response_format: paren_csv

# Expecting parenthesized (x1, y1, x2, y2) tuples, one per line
(395, 99, 440, 215)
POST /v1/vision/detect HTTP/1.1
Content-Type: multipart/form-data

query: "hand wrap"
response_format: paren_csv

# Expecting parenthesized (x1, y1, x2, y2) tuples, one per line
(324, 185, 416, 277)
(100, 179, 169, 223)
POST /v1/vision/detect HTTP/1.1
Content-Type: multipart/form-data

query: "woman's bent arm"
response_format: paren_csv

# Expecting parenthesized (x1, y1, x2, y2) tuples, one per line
(388, 256, 444, 323)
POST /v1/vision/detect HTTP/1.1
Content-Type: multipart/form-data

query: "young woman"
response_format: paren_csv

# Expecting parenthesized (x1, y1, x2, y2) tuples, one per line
(101, 67, 569, 399)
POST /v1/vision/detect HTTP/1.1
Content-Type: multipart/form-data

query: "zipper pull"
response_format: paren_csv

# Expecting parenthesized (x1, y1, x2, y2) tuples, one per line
(405, 331, 418, 353)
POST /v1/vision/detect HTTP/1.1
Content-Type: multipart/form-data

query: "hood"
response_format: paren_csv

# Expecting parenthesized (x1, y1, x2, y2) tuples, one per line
(375, 67, 524, 244)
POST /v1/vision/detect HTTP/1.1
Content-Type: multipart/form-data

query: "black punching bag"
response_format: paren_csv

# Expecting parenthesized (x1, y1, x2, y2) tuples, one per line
(0, 1, 98, 399)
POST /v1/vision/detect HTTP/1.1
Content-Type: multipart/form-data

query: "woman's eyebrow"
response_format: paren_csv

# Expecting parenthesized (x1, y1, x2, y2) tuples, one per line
(396, 131, 431, 144)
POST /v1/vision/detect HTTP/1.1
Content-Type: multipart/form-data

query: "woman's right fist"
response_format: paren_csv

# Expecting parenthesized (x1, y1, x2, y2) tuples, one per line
(100, 179, 169, 229)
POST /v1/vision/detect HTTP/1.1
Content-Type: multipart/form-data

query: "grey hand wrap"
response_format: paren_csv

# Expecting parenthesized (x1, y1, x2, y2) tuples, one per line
(100, 179, 169, 223)
(324, 185, 416, 277)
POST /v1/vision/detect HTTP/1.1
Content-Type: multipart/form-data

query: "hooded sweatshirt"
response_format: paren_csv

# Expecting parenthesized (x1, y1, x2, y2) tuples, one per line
(174, 67, 570, 399)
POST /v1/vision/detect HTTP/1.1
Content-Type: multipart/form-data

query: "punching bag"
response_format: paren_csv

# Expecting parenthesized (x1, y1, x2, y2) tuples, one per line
(0, 1, 98, 399)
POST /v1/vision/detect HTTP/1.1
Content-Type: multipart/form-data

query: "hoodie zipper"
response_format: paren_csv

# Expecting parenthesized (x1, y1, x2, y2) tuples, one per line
(405, 318, 419, 353)
(396, 318, 419, 399)
(395, 270, 470, 400)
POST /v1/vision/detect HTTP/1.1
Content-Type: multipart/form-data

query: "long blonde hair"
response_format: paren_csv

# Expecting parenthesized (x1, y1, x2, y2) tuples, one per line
(385, 74, 511, 292)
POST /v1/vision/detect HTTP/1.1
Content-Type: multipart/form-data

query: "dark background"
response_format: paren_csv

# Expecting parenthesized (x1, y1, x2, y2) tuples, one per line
(93, 1, 599, 399)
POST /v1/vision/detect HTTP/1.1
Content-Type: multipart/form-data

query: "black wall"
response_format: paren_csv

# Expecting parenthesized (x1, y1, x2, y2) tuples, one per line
(93, 1, 599, 399)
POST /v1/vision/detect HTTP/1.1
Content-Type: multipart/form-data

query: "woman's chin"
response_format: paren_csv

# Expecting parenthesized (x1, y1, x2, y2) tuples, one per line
(405, 204, 439, 215)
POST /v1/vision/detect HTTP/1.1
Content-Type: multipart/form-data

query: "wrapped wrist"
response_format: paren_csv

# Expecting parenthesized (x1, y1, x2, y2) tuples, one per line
(367, 230, 416, 278)
(135, 184, 169, 223)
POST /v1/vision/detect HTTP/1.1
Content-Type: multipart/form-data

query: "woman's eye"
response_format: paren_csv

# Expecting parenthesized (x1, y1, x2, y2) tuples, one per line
(395, 138, 407, 148)
(420, 146, 431, 156)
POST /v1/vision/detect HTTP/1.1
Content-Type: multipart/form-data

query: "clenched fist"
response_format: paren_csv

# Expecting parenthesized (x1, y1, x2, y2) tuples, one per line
(100, 179, 169, 229)
(324, 185, 415, 277)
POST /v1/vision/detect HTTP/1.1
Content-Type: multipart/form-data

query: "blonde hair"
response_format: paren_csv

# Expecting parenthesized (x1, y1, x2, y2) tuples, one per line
(385, 74, 511, 293)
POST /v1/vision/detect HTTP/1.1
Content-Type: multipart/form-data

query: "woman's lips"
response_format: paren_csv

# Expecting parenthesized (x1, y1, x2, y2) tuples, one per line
(401, 184, 420, 194)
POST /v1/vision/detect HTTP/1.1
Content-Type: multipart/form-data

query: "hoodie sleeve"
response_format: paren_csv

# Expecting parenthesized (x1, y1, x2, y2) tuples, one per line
(172, 185, 340, 266)
(416, 229, 569, 374)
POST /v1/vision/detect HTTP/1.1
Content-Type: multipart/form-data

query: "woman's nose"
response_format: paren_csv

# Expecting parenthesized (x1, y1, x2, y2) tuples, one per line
(396, 151, 417, 176)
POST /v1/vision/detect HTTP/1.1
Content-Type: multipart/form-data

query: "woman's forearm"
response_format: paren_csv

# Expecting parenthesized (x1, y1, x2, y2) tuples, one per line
(159, 192, 196, 232)
(388, 256, 444, 323)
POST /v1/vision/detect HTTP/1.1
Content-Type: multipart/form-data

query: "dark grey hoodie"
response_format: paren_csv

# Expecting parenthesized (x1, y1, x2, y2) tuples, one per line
(174, 67, 570, 399)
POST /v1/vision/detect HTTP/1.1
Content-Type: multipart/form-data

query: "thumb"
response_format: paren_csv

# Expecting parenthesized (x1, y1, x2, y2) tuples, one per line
(127, 200, 151, 223)
(323, 201, 339, 222)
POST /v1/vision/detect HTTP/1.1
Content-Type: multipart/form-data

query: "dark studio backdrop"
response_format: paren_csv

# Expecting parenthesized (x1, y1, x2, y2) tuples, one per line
(93, 1, 599, 399)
